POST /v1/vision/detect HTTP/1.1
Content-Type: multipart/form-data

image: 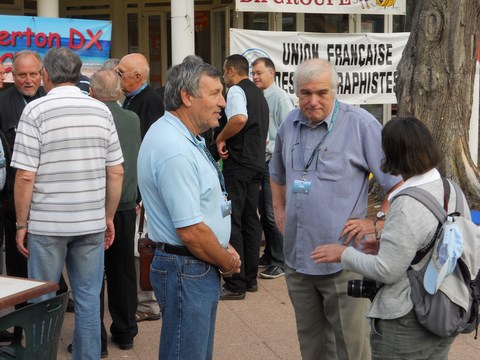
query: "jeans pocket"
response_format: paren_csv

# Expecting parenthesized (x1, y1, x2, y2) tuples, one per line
(182, 258, 211, 278)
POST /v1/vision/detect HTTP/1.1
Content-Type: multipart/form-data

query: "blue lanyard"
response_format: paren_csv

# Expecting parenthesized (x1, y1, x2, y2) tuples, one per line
(297, 100, 340, 179)
(193, 135, 228, 196)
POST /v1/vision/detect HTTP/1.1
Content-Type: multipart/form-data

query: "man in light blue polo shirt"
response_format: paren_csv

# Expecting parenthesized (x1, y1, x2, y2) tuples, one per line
(137, 56, 241, 360)
(270, 58, 402, 360)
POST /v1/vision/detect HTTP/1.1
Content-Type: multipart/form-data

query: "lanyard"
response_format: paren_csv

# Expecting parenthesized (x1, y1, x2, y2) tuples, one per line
(193, 135, 228, 196)
(297, 100, 339, 179)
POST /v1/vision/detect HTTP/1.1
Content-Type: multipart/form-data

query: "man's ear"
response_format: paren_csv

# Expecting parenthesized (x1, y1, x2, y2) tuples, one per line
(180, 89, 192, 107)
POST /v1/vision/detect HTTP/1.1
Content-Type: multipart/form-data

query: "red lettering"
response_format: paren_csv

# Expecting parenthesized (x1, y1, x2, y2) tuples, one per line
(48, 32, 61, 47)
(339, 0, 351, 4)
(0, 31, 10, 46)
(85, 29, 103, 50)
(11, 31, 23, 46)
(35, 33, 47, 47)
(23, 27, 34, 47)
(69, 28, 85, 50)
(0, 53, 13, 63)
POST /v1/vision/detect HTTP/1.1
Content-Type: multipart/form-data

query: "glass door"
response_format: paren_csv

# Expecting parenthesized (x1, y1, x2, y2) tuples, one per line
(210, 6, 230, 72)
(143, 12, 168, 88)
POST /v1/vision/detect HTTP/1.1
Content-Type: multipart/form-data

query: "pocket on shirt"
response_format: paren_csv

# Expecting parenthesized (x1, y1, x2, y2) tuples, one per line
(316, 151, 346, 181)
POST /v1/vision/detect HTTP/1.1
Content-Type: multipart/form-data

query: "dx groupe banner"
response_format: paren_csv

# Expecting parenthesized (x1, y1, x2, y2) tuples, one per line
(236, 0, 406, 15)
(0, 15, 112, 81)
(230, 28, 410, 105)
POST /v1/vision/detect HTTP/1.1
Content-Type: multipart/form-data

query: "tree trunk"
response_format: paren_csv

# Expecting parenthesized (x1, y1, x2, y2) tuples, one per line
(396, 0, 480, 207)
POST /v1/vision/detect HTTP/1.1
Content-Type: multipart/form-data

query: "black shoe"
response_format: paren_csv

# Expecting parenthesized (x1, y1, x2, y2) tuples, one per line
(220, 287, 245, 300)
(66, 298, 75, 313)
(260, 266, 285, 279)
(0, 329, 13, 342)
(67, 343, 108, 358)
(246, 285, 258, 293)
(111, 335, 133, 350)
(258, 256, 271, 269)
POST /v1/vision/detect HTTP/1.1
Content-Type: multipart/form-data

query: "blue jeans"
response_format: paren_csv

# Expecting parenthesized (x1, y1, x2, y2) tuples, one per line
(151, 250, 221, 360)
(27, 232, 105, 360)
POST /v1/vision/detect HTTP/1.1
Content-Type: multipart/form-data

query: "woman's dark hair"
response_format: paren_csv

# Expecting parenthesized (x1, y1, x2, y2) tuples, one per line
(381, 116, 440, 178)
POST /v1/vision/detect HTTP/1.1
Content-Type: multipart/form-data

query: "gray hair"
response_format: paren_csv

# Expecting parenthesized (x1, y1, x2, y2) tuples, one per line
(43, 47, 82, 85)
(293, 59, 338, 96)
(90, 69, 120, 101)
(164, 56, 222, 111)
(12, 50, 43, 72)
(102, 58, 120, 70)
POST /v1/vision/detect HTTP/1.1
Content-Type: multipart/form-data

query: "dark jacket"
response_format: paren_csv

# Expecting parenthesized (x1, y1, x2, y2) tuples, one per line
(226, 79, 269, 172)
(0, 86, 45, 194)
(122, 84, 165, 139)
(105, 101, 141, 211)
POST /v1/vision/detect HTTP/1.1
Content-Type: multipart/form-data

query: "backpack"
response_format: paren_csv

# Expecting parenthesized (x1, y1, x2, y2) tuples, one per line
(394, 178, 480, 338)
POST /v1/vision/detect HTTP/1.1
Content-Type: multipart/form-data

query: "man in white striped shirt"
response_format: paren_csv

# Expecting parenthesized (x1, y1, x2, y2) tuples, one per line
(12, 47, 124, 360)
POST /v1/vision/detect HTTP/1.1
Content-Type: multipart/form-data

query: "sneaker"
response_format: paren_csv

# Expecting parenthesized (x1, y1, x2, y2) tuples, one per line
(258, 256, 271, 269)
(135, 310, 161, 322)
(67, 343, 108, 358)
(112, 335, 133, 350)
(220, 287, 245, 300)
(260, 266, 285, 279)
(246, 285, 258, 293)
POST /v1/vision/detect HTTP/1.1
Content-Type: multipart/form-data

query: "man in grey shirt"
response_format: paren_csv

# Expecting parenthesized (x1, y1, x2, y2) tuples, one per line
(252, 57, 294, 279)
(270, 58, 402, 360)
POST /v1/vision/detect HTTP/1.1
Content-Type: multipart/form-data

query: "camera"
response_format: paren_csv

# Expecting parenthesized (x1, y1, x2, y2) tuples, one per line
(347, 278, 379, 301)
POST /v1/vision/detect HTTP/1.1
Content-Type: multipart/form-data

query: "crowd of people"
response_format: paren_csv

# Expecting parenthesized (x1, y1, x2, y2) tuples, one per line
(0, 48, 472, 360)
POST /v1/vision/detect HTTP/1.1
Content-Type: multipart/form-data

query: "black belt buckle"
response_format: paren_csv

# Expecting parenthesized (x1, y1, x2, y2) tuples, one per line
(156, 242, 193, 257)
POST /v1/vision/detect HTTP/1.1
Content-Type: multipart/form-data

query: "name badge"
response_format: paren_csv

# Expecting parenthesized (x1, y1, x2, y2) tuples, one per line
(221, 200, 232, 217)
(293, 179, 311, 194)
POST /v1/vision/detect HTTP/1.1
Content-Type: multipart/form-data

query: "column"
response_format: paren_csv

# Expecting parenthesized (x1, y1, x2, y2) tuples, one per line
(171, 0, 195, 66)
(37, 0, 59, 18)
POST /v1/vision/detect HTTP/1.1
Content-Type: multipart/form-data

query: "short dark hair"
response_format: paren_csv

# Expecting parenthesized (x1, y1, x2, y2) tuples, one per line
(381, 116, 440, 178)
(225, 54, 249, 76)
(252, 57, 275, 71)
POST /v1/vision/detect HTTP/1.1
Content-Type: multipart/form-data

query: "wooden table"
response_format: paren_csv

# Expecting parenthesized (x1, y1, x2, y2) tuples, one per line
(0, 275, 58, 310)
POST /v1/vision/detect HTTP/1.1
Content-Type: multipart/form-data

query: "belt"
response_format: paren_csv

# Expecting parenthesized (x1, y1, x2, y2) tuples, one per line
(156, 242, 193, 257)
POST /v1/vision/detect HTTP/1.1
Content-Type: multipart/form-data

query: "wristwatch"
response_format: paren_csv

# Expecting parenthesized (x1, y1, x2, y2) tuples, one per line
(15, 222, 27, 230)
(373, 211, 385, 241)
(375, 211, 386, 222)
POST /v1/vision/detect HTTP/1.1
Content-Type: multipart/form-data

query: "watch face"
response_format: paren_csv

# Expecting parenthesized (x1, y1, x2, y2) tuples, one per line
(376, 211, 386, 220)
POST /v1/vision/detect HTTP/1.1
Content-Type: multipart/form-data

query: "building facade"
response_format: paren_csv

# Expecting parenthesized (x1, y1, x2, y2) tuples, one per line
(0, 0, 415, 122)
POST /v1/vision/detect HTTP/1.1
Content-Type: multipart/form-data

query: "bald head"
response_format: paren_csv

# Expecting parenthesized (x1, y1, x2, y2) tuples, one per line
(116, 53, 150, 95)
(90, 69, 120, 101)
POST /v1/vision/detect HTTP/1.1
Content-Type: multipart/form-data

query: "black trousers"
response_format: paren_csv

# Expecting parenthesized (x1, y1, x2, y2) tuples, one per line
(258, 160, 285, 267)
(101, 209, 138, 346)
(222, 160, 263, 293)
(3, 193, 27, 278)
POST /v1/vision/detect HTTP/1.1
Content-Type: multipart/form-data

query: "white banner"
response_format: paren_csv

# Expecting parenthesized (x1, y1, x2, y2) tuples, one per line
(230, 29, 410, 104)
(236, 0, 406, 15)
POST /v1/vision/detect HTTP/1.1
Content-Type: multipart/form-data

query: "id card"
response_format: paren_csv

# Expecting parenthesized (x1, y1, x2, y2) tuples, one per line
(293, 179, 311, 194)
(221, 200, 232, 217)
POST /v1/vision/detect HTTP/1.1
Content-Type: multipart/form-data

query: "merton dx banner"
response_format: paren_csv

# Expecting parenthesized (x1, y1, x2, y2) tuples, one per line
(236, 0, 406, 15)
(0, 15, 112, 81)
(230, 29, 410, 105)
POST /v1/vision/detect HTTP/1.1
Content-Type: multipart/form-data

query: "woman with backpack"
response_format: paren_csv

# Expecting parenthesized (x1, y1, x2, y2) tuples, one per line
(311, 116, 471, 360)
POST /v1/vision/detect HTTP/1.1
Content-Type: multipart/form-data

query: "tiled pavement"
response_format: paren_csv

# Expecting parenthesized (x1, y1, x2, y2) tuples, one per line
(55, 275, 480, 360)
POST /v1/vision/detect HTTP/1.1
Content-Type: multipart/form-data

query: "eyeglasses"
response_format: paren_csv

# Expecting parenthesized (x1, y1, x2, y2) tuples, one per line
(115, 69, 135, 79)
